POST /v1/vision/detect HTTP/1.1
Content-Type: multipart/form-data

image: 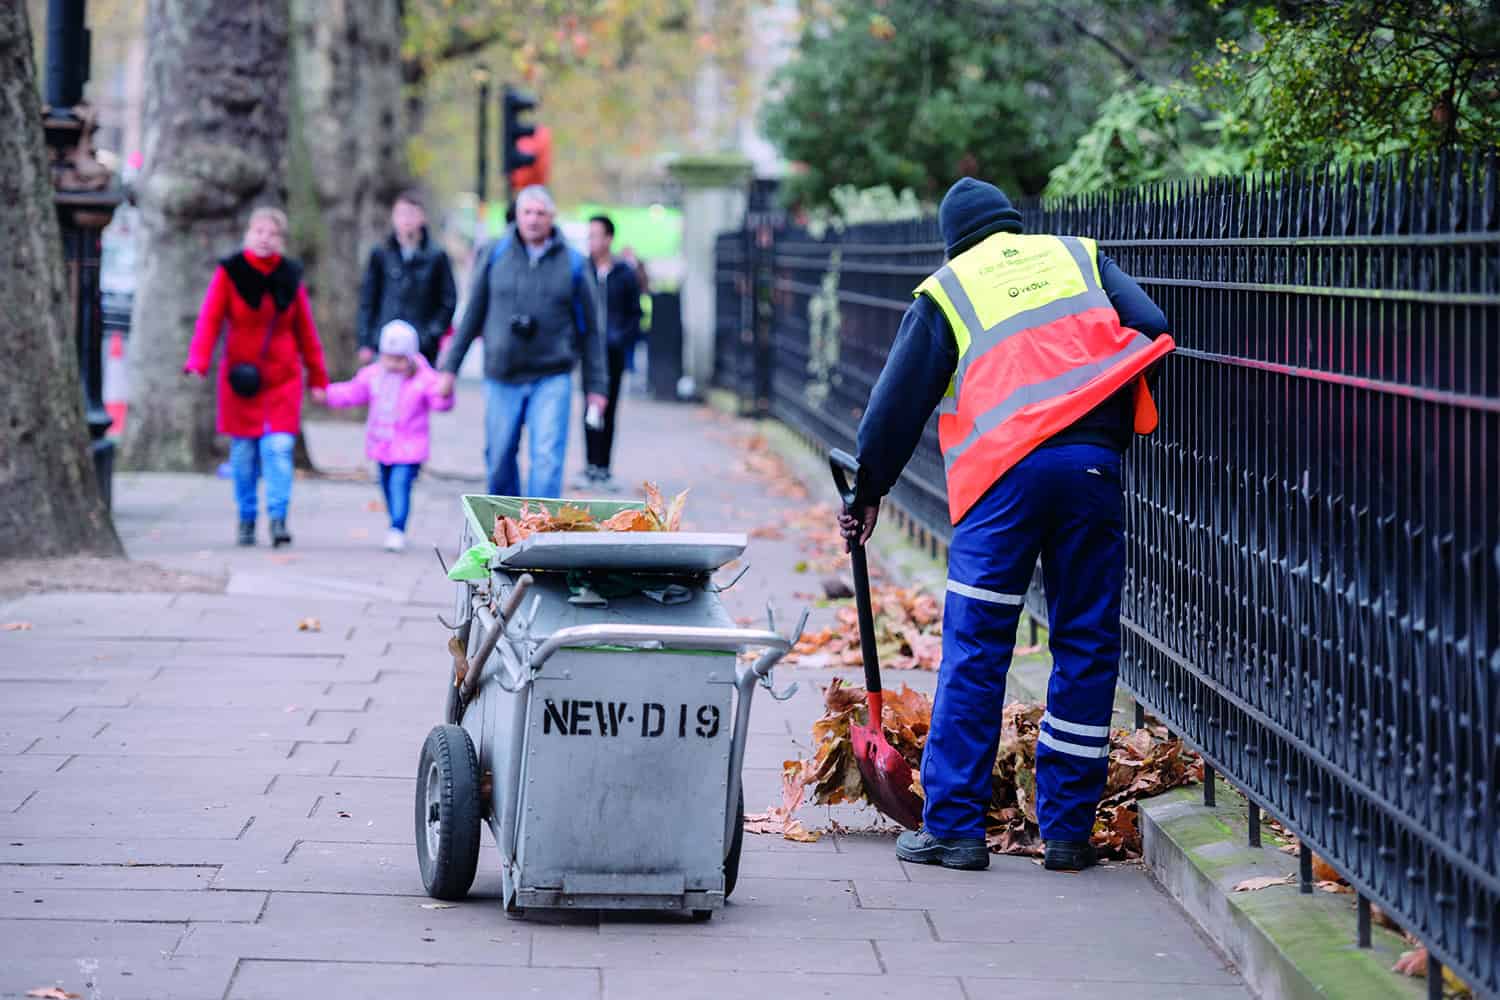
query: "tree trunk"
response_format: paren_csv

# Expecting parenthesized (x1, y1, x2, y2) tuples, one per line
(0, 4, 122, 558)
(121, 0, 291, 472)
(289, 0, 408, 385)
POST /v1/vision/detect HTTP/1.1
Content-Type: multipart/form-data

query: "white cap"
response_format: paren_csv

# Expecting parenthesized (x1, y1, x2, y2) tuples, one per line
(378, 320, 420, 357)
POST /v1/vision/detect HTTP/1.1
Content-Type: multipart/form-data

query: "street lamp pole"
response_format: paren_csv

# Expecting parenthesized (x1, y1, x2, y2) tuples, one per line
(42, 0, 121, 507)
(475, 67, 491, 207)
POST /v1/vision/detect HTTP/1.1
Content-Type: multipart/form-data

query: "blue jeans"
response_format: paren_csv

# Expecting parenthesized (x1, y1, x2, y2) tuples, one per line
(379, 463, 420, 531)
(923, 444, 1124, 843)
(483, 373, 571, 498)
(228, 432, 295, 522)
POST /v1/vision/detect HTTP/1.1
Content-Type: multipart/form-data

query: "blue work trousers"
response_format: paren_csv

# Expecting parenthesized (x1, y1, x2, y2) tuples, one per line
(922, 443, 1125, 843)
(228, 432, 295, 522)
(483, 373, 572, 498)
(379, 463, 420, 531)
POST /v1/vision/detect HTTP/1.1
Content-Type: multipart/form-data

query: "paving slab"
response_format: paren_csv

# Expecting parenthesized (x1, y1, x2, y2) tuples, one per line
(0, 886, 266, 922)
(533, 932, 881, 973)
(2, 955, 237, 1000)
(226, 960, 600, 1000)
(873, 939, 1240, 985)
(601, 970, 965, 1000)
(0, 863, 219, 890)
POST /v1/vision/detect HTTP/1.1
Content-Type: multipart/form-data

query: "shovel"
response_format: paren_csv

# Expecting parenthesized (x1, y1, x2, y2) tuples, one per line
(829, 449, 925, 830)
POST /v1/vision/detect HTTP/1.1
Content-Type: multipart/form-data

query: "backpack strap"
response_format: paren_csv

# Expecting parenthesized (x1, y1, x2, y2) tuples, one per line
(568, 248, 590, 336)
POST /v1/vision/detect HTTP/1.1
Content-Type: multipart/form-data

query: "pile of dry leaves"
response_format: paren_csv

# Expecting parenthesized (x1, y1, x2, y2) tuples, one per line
(758, 679, 1199, 859)
(789, 587, 943, 670)
(492, 483, 688, 545)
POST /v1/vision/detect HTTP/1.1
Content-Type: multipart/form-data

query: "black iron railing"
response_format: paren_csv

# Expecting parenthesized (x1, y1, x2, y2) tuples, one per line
(714, 152, 1500, 998)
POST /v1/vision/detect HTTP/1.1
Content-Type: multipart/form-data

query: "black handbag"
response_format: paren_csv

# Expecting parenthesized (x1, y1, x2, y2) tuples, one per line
(227, 311, 279, 398)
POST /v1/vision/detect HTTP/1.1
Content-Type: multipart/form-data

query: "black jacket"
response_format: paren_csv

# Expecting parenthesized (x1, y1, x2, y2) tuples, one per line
(590, 258, 644, 351)
(356, 229, 457, 362)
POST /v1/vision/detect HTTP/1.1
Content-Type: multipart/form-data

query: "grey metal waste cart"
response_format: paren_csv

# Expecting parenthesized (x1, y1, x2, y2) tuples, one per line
(416, 495, 801, 920)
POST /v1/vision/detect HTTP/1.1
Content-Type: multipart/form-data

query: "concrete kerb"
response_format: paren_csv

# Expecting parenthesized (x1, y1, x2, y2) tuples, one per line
(1142, 783, 1422, 1000)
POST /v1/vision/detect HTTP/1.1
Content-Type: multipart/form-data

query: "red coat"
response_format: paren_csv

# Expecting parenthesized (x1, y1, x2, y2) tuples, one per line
(185, 252, 329, 438)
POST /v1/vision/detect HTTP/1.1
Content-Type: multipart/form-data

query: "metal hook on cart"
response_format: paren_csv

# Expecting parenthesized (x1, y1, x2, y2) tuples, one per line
(757, 605, 809, 702)
(708, 563, 750, 593)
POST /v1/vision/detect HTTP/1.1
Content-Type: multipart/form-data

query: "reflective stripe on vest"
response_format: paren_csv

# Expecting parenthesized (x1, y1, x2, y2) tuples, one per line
(916, 233, 1175, 523)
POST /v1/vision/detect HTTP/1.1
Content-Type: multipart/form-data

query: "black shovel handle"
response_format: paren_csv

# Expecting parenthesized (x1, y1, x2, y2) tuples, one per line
(829, 449, 882, 696)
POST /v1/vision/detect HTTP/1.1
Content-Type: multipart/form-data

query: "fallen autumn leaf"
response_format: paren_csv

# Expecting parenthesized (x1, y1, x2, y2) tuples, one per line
(26, 989, 81, 999)
(2, 622, 33, 631)
(297, 618, 322, 632)
(1233, 874, 1297, 892)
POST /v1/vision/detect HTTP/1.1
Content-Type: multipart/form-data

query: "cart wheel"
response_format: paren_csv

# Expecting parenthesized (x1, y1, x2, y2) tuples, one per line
(691, 909, 713, 922)
(723, 789, 745, 900)
(415, 724, 481, 901)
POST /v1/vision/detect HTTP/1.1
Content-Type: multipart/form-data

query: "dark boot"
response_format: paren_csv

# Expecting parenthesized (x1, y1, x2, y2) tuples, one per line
(270, 518, 292, 547)
(237, 520, 256, 546)
(1043, 840, 1097, 871)
(895, 829, 990, 870)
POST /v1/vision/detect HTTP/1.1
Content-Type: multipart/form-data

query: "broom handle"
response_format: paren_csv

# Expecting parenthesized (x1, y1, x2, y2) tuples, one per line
(829, 449, 883, 696)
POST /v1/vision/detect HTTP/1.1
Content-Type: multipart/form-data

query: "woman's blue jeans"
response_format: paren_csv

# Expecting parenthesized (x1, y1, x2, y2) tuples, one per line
(228, 432, 295, 522)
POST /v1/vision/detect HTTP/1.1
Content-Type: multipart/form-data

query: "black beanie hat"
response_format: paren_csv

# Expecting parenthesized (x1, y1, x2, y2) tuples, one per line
(939, 177, 1024, 257)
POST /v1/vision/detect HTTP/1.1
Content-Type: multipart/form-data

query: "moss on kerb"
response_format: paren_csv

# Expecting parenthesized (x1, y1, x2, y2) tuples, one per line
(1143, 786, 1425, 999)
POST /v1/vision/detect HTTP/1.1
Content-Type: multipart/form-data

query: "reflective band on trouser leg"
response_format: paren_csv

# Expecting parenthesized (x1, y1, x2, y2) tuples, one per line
(919, 459, 1044, 841)
(1042, 712, 1110, 738)
(1037, 730, 1109, 758)
(945, 579, 1024, 605)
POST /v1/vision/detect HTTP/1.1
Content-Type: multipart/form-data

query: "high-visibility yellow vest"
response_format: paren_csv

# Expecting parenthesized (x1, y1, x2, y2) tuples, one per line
(916, 232, 1175, 523)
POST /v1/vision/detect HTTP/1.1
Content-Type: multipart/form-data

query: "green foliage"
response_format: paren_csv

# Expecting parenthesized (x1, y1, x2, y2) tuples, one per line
(1197, 1, 1500, 169)
(763, 0, 1110, 208)
(1045, 84, 1254, 197)
(1051, 0, 1499, 195)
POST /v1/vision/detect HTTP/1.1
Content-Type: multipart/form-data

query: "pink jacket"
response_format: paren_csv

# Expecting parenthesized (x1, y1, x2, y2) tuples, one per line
(324, 355, 454, 465)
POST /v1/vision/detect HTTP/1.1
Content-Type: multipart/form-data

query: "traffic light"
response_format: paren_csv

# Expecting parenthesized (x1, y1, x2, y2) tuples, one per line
(502, 86, 538, 179)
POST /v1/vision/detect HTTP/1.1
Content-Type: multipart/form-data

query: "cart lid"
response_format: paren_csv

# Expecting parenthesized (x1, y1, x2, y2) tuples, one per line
(493, 532, 747, 574)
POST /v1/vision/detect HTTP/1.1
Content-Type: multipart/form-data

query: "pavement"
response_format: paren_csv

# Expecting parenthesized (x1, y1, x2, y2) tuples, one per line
(0, 378, 1250, 999)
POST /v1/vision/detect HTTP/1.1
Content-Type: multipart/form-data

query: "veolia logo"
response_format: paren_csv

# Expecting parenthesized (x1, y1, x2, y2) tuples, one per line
(1009, 279, 1049, 298)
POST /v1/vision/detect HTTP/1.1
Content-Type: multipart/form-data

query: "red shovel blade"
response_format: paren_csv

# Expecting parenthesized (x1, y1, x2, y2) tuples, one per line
(850, 691, 924, 830)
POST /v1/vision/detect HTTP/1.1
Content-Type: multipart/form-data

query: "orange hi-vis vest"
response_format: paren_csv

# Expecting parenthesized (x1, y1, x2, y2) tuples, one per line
(916, 232, 1175, 523)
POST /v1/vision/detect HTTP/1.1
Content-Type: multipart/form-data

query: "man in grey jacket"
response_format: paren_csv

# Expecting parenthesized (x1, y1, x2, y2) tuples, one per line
(440, 186, 608, 498)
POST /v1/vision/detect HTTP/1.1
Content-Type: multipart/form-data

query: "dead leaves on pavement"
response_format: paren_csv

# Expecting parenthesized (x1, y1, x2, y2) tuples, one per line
(749, 680, 1198, 858)
(790, 586, 942, 671)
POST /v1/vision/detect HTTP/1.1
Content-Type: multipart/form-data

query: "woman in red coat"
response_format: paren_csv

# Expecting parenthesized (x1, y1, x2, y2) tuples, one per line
(184, 207, 329, 547)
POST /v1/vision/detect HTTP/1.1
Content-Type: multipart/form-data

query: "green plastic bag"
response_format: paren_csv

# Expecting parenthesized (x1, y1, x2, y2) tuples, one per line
(447, 540, 497, 581)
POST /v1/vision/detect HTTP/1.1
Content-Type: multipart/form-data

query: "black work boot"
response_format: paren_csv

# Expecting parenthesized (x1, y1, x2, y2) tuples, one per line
(270, 518, 292, 548)
(237, 520, 256, 546)
(895, 829, 990, 870)
(1043, 840, 1097, 871)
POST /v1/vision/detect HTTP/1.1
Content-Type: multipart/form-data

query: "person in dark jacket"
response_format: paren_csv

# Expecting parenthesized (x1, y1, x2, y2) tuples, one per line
(840, 178, 1172, 874)
(573, 214, 644, 490)
(439, 185, 608, 499)
(357, 190, 457, 367)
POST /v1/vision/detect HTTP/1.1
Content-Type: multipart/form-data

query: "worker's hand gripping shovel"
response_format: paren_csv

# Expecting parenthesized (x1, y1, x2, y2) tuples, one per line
(829, 449, 925, 830)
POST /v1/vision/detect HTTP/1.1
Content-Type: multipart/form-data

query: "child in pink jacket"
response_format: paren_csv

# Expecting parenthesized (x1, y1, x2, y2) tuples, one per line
(313, 320, 454, 551)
